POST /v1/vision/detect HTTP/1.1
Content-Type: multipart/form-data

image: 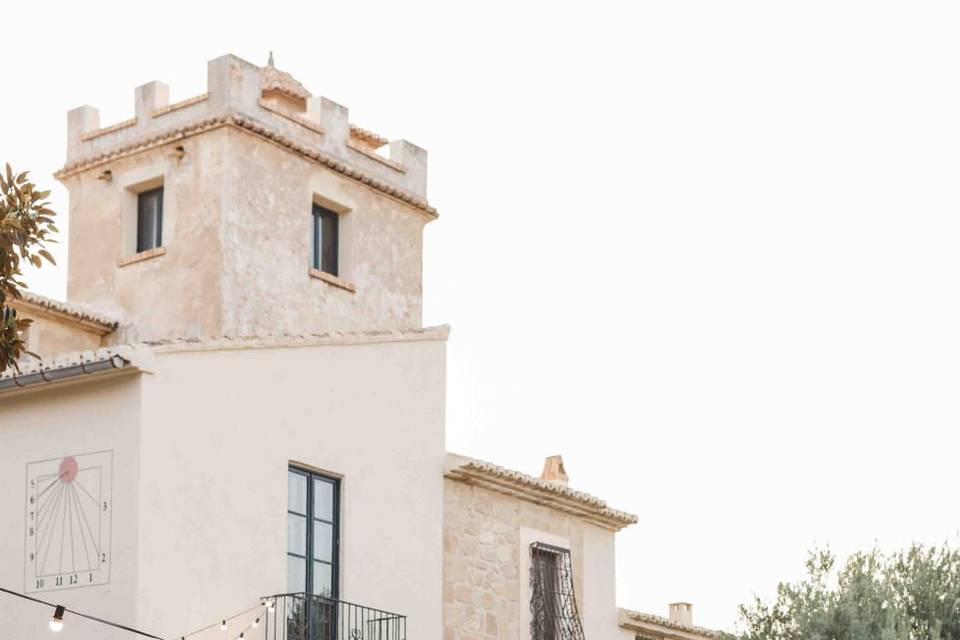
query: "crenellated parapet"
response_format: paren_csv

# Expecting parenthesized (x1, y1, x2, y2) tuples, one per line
(59, 54, 431, 213)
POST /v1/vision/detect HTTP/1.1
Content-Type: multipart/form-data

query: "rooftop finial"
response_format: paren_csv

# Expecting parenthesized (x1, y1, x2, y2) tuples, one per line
(267, 51, 275, 67)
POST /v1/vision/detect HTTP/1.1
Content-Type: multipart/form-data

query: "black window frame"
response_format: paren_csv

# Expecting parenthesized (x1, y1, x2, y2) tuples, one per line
(136, 187, 164, 253)
(312, 204, 339, 276)
(287, 466, 340, 599)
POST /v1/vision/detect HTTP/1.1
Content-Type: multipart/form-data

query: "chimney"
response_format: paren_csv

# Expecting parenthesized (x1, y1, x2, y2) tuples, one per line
(540, 455, 569, 485)
(669, 602, 693, 627)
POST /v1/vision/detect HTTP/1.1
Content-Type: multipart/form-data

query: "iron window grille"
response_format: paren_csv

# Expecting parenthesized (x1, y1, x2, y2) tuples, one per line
(136, 187, 163, 253)
(529, 542, 585, 640)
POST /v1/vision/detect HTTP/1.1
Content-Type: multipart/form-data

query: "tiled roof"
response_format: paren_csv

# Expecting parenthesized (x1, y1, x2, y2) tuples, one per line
(142, 325, 450, 353)
(0, 345, 138, 392)
(261, 62, 312, 101)
(349, 124, 390, 149)
(11, 291, 119, 333)
(619, 609, 722, 639)
(0, 327, 450, 392)
(445, 454, 638, 531)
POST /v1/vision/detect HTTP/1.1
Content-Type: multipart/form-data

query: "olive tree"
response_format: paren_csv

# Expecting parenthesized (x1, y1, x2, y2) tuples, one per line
(0, 164, 57, 373)
(733, 543, 960, 640)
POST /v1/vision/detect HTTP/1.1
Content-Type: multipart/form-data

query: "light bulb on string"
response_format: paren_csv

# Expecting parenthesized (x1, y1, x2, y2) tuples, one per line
(49, 605, 66, 632)
(252, 618, 260, 628)
(220, 620, 228, 631)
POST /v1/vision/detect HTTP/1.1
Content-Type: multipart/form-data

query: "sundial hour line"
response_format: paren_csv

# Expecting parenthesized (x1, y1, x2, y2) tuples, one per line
(36, 478, 64, 523)
(72, 473, 100, 508)
(69, 486, 77, 573)
(36, 473, 61, 499)
(38, 482, 66, 576)
(37, 481, 65, 555)
(60, 480, 69, 574)
(68, 485, 94, 570)
(70, 483, 100, 567)
(36, 482, 65, 548)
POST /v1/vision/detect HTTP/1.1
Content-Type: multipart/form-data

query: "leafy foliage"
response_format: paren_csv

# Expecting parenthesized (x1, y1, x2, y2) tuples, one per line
(733, 544, 960, 640)
(0, 164, 57, 373)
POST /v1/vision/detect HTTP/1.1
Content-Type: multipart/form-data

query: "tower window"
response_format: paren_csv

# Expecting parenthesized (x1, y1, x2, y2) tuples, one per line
(136, 187, 164, 252)
(312, 204, 339, 276)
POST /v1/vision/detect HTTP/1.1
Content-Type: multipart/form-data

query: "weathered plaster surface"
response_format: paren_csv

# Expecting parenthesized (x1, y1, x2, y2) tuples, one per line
(64, 127, 227, 341)
(219, 127, 427, 336)
(57, 54, 433, 342)
(14, 314, 103, 359)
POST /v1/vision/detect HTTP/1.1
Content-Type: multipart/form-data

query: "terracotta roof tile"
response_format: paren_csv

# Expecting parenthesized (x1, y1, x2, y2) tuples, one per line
(349, 124, 390, 149)
(619, 609, 722, 639)
(12, 291, 120, 333)
(261, 62, 311, 101)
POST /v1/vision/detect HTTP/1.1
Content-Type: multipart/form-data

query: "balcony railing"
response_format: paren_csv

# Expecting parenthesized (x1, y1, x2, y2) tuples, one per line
(262, 592, 407, 640)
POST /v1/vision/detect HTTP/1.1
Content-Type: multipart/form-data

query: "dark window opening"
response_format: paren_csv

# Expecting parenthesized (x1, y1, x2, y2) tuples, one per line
(312, 205, 339, 276)
(288, 467, 340, 598)
(530, 543, 585, 640)
(136, 187, 164, 253)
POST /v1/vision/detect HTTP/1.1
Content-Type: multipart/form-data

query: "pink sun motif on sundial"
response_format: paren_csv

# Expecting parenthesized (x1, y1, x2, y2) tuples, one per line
(58, 456, 78, 483)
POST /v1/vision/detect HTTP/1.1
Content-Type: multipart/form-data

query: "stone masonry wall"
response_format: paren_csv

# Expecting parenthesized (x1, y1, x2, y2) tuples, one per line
(443, 478, 595, 640)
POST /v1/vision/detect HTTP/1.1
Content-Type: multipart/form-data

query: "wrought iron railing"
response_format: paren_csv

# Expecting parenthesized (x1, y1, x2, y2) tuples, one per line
(262, 592, 406, 640)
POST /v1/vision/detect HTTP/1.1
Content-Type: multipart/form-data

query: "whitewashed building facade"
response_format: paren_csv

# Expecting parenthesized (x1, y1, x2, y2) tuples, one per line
(0, 55, 716, 640)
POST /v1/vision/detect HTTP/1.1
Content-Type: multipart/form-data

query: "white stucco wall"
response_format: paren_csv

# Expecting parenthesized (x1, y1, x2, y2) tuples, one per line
(0, 332, 446, 640)
(134, 336, 446, 640)
(0, 374, 143, 640)
(581, 524, 621, 640)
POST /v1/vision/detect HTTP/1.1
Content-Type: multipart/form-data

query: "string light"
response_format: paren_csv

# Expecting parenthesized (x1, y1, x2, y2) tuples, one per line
(49, 605, 65, 632)
(176, 601, 267, 640)
(1, 586, 265, 640)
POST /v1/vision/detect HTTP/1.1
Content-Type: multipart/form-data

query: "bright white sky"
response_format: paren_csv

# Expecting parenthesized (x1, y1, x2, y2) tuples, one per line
(5, 0, 960, 631)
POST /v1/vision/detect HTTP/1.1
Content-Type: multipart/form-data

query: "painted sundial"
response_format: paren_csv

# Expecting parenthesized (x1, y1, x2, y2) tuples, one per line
(24, 450, 113, 593)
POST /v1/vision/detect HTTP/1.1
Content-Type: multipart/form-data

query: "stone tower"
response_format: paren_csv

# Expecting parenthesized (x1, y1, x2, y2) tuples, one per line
(57, 54, 435, 341)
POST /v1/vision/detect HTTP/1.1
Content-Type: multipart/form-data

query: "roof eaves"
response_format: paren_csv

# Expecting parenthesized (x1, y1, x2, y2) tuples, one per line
(0, 346, 142, 395)
(11, 292, 120, 334)
(143, 325, 451, 354)
(444, 454, 638, 531)
(618, 609, 723, 639)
